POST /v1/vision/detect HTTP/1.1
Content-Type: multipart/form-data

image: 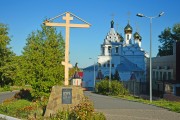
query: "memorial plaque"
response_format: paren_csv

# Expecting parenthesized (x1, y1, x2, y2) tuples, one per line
(62, 88, 72, 104)
(44, 86, 84, 117)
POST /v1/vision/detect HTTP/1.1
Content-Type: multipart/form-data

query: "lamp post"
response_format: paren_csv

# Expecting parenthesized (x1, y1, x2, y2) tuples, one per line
(109, 48, 112, 92)
(108, 46, 119, 93)
(89, 58, 96, 91)
(136, 12, 164, 102)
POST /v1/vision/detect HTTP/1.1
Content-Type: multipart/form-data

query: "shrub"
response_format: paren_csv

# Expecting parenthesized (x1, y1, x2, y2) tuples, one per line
(95, 80, 109, 95)
(50, 97, 106, 120)
(111, 80, 129, 96)
(14, 89, 32, 101)
(95, 80, 129, 96)
(2, 85, 11, 91)
(70, 97, 94, 119)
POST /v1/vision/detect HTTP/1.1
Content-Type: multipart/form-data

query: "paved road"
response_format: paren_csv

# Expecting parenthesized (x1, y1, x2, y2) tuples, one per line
(84, 91, 180, 120)
(0, 91, 19, 103)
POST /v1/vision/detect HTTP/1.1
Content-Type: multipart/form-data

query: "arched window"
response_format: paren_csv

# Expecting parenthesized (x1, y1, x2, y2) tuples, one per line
(102, 47, 105, 55)
(127, 34, 129, 40)
(108, 46, 111, 53)
(115, 47, 119, 53)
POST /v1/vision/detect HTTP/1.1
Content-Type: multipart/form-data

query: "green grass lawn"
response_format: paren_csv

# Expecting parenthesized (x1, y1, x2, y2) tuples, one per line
(0, 98, 45, 119)
(114, 95, 180, 113)
(0, 85, 32, 92)
(0, 99, 32, 119)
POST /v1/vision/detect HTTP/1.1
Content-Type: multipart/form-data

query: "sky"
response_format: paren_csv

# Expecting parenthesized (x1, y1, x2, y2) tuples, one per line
(0, 0, 180, 68)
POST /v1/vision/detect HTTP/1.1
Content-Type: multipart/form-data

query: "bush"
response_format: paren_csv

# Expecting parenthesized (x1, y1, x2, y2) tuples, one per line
(95, 80, 109, 95)
(14, 89, 32, 101)
(50, 97, 106, 120)
(70, 97, 94, 119)
(2, 85, 11, 92)
(111, 80, 129, 96)
(95, 80, 129, 96)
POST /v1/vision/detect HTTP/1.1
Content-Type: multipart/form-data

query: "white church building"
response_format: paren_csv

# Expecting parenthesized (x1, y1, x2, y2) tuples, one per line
(83, 20, 149, 90)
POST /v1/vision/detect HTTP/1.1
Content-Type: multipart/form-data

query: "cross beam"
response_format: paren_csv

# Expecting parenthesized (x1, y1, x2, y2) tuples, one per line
(44, 12, 90, 86)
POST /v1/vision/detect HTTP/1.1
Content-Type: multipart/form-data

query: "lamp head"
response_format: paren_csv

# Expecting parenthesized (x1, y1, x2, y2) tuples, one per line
(159, 12, 164, 17)
(136, 13, 144, 17)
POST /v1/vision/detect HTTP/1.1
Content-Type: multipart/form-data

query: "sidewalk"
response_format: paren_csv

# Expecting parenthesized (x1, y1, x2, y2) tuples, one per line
(0, 114, 21, 120)
(0, 90, 19, 103)
(0, 91, 21, 120)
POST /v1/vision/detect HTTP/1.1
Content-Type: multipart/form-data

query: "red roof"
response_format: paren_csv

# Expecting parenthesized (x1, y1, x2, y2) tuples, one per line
(78, 72, 83, 78)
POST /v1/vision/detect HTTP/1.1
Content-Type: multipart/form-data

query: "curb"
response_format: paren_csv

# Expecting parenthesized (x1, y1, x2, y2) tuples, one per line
(0, 114, 21, 120)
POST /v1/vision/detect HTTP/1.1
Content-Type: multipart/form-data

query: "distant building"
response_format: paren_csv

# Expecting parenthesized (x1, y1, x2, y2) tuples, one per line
(71, 71, 83, 86)
(70, 63, 83, 86)
(148, 41, 180, 98)
(83, 20, 148, 91)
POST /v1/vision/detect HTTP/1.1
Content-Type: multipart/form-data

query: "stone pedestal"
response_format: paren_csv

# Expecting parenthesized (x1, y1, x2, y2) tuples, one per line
(44, 86, 84, 117)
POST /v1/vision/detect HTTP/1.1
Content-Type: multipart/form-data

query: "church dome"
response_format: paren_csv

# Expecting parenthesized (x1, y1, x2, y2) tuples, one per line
(124, 23, 133, 33)
(139, 36, 142, 41)
(117, 32, 124, 42)
(133, 32, 142, 41)
(133, 32, 140, 38)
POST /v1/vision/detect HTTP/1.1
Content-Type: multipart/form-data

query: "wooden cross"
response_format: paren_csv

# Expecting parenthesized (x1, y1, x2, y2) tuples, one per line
(116, 23, 119, 32)
(135, 22, 140, 32)
(111, 13, 115, 20)
(44, 12, 91, 86)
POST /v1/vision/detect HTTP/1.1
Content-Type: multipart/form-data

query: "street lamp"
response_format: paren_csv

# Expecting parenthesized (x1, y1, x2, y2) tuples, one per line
(89, 58, 96, 91)
(136, 12, 164, 102)
(108, 45, 120, 93)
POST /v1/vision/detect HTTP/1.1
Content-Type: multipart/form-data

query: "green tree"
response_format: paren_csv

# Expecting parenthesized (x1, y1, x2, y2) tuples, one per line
(69, 63, 81, 78)
(113, 69, 120, 81)
(22, 25, 65, 98)
(158, 23, 180, 56)
(0, 56, 21, 85)
(0, 23, 14, 86)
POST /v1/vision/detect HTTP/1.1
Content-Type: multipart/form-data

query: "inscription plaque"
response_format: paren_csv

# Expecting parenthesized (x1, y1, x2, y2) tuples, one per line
(62, 88, 72, 104)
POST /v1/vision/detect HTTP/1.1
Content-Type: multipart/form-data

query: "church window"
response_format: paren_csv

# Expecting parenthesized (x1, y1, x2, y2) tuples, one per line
(102, 47, 105, 55)
(115, 47, 119, 53)
(168, 72, 171, 80)
(112, 64, 114, 67)
(127, 34, 129, 40)
(103, 64, 106, 67)
(160, 72, 162, 80)
(108, 46, 112, 53)
(156, 71, 159, 80)
(163, 72, 167, 80)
